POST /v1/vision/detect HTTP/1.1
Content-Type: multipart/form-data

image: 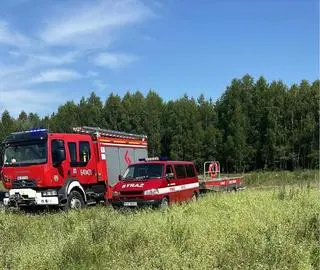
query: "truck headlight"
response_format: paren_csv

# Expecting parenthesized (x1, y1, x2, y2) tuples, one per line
(144, 189, 159, 195)
(42, 190, 58, 197)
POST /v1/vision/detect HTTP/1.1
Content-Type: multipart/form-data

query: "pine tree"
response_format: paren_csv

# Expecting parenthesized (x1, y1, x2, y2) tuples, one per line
(144, 91, 163, 156)
(102, 93, 124, 130)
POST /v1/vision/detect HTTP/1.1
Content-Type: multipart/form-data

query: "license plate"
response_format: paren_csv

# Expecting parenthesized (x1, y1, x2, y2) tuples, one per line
(123, 201, 137, 206)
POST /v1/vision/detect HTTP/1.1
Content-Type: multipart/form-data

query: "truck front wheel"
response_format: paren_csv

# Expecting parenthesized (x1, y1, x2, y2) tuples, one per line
(64, 190, 85, 210)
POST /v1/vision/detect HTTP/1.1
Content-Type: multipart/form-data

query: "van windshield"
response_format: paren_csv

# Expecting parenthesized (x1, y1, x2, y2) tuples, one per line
(123, 164, 164, 180)
(3, 141, 47, 167)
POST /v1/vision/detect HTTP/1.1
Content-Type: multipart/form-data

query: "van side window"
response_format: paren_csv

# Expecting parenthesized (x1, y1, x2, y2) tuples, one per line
(166, 165, 175, 179)
(166, 165, 174, 174)
(186, 164, 196, 177)
(174, 164, 186, 179)
(79, 141, 90, 162)
(68, 142, 77, 162)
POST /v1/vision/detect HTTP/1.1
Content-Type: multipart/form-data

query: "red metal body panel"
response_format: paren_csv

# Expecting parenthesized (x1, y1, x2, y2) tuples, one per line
(199, 176, 243, 191)
(2, 133, 99, 189)
(2, 130, 148, 195)
(110, 161, 199, 206)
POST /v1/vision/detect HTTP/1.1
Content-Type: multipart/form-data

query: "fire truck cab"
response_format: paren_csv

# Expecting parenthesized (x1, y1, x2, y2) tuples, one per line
(110, 158, 199, 208)
(1, 127, 148, 209)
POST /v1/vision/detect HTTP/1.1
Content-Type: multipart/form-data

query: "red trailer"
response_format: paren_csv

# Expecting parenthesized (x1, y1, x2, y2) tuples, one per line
(199, 161, 244, 192)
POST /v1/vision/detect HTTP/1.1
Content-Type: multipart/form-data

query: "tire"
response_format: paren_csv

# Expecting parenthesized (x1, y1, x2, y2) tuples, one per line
(191, 192, 198, 202)
(160, 197, 169, 208)
(64, 190, 85, 210)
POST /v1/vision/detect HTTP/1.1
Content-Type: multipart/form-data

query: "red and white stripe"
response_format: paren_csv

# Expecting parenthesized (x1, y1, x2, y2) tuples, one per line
(157, 182, 199, 194)
(100, 142, 147, 148)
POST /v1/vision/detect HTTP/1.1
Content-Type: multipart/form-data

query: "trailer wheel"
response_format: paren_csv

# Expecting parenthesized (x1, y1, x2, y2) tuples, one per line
(160, 197, 169, 208)
(65, 190, 85, 210)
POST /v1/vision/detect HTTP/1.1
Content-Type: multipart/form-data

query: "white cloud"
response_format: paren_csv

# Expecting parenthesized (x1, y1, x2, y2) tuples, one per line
(2, 50, 79, 73)
(0, 20, 31, 47)
(29, 69, 82, 84)
(92, 79, 108, 92)
(92, 52, 137, 69)
(86, 70, 99, 77)
(0, 89, 61, 104)
(0, 62, 33, 77)
(27, 51, 79, 65)
(0, 0, 156, 115)
(39, 0, 153, 47)
(0, 89, 63, 116)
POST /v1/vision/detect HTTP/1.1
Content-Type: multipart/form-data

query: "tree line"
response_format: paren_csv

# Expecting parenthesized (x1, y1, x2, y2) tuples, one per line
(0, 75, 318, 172)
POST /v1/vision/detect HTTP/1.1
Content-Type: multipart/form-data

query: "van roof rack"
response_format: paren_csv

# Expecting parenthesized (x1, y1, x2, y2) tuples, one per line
(73, 126, 147, 140)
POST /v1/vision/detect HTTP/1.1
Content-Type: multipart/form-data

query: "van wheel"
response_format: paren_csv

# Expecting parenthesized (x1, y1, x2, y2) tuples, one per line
(65, 190, 85, 210)
(191, 192, 198, 202)
(160, 197, 169, 208)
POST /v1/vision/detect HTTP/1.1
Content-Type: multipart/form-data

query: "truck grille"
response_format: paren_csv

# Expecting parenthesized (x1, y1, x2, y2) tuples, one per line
(12, 180, 37, 189)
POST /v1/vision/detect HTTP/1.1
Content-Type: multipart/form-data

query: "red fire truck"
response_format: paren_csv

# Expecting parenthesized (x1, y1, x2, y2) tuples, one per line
(1, 126, 148, 209)
(109, 158, 199, 208)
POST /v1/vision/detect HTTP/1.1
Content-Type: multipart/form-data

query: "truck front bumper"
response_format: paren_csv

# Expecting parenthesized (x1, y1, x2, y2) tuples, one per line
(3, 189, 59, 207)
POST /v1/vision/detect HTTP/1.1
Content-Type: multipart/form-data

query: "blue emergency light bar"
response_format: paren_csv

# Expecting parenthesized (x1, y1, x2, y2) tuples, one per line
(11, 128, 47, 136)
(3, 129, 48, 144)
(138, 156, 169, 162)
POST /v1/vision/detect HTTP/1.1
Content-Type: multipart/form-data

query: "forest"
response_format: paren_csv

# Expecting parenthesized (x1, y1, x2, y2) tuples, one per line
(0, 75, 318, 172)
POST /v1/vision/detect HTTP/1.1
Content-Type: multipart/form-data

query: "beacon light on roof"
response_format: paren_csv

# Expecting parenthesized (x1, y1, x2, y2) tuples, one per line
(3, 128, 48, 144)
(138, 157, 168, 162)
(12, 128, 47, 136)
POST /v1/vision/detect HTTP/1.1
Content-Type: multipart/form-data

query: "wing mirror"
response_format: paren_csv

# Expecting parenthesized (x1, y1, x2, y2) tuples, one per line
(166, 172, 174, 180)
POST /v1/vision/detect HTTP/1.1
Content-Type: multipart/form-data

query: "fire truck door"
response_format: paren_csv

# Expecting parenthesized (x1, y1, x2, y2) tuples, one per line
(67, 141, 97, 184)
(51, 139, 69, 186)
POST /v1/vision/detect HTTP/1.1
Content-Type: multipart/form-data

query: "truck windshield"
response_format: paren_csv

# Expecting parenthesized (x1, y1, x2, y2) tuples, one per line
(3, 141, 47, 166)
(123, 164, 164, 180)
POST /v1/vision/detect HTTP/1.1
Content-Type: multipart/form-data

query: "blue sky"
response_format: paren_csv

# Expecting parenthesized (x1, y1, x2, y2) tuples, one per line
(0, 0, 318, 116)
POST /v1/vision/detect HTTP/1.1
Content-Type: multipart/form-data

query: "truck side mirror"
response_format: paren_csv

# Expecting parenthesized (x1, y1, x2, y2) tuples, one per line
(166, 173, 174, 180)
(118, 174, 122, 181)
(53, 149, 66, 167)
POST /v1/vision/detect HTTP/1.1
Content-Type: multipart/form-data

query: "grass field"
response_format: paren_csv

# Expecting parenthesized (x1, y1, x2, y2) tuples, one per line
(0, 170, 319, 269)
(243, 170, 319, 188)
(0, 169, 318, 191)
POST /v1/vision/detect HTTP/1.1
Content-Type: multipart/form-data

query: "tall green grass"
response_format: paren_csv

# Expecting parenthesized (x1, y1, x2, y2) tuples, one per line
(0, 185, 319, 269)
(243, 170, 319, 188)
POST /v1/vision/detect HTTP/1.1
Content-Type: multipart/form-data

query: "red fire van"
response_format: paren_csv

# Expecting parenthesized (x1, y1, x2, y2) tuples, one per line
(109, 158, 199, 208)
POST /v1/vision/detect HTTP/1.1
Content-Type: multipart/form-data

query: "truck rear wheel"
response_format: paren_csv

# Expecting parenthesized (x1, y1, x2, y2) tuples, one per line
(64, 190, 85, 210)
